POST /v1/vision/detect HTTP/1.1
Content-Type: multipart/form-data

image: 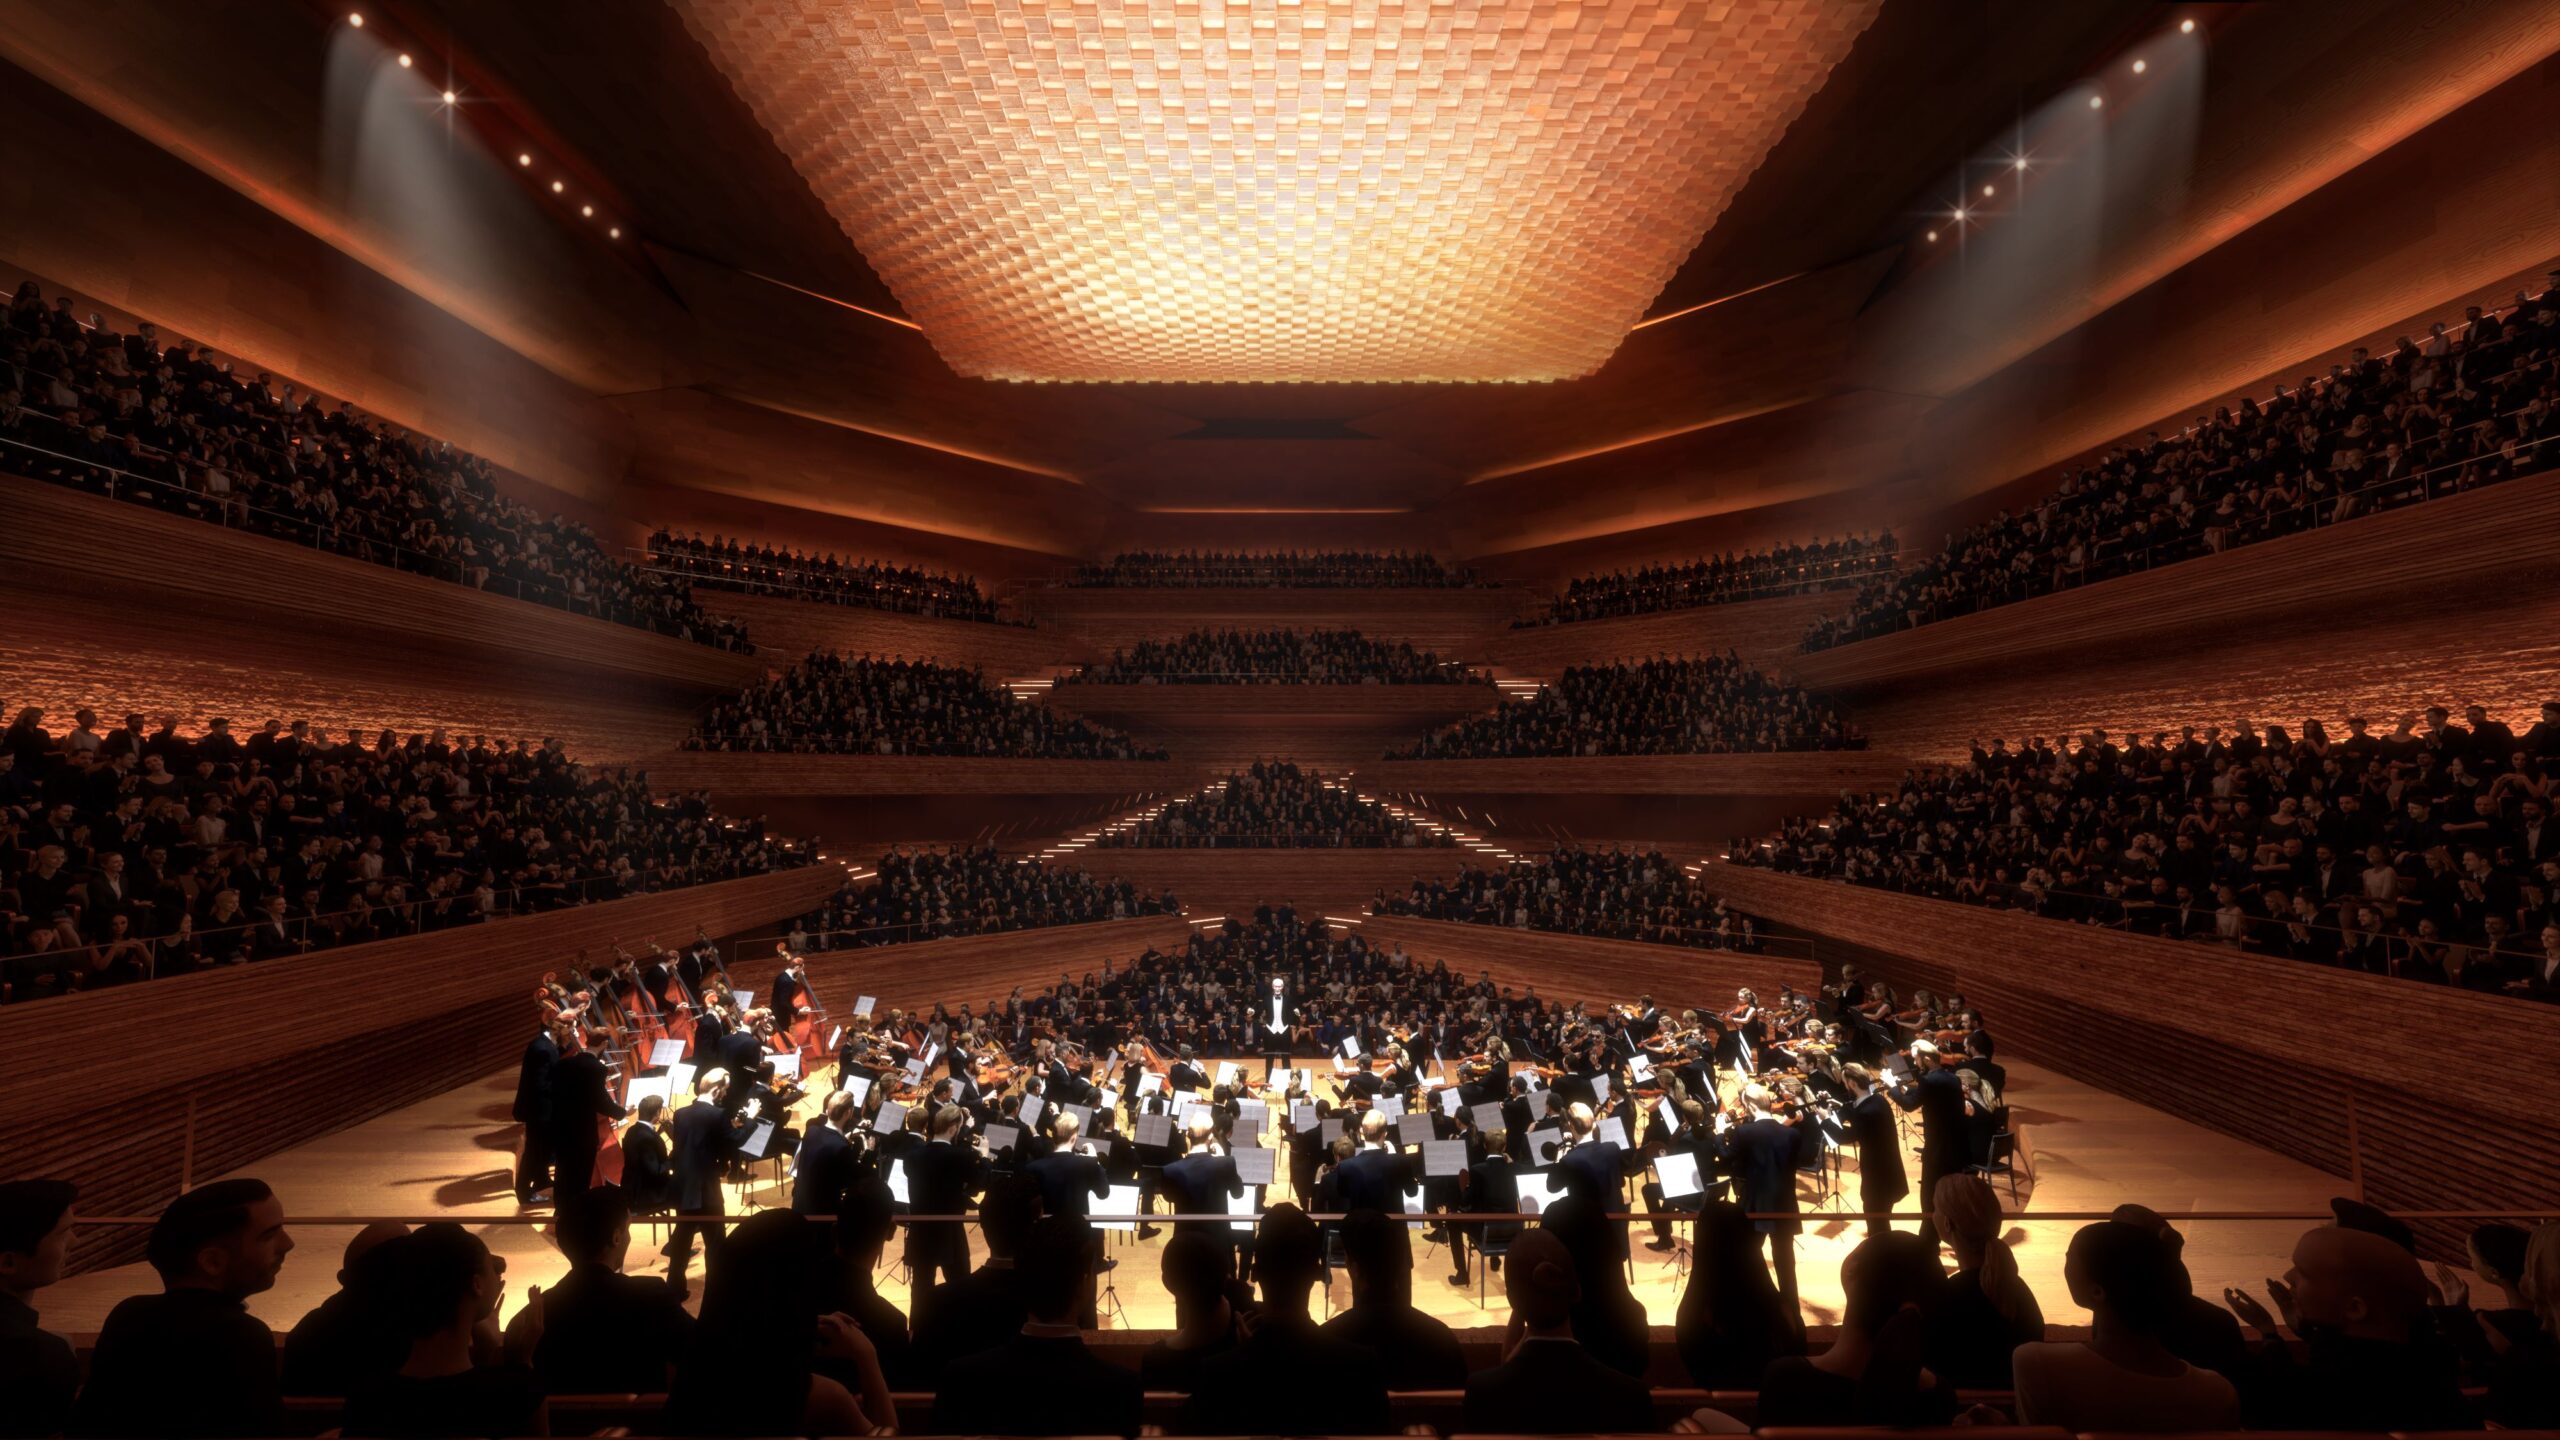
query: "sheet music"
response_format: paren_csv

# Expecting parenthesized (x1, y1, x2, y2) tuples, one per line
(1421, 1139, 1467, 1178)
(624, 1076, 671, 1110)
(1134, 1112, 1174, 1148)
(1471, 1101, 1506, 1135)
(886, 1157, 911, 1204)
(1235, 1147, 1276, 1185)
(740, 1120, 776, 1160)
(1291, 1103, 1321, 1134)
(844, 1074, 872, 1105)
(1596, 1115, 1628, 1149)
(1394, 1112, 1435, 1148)
(1227, 1184, 1261, 1234)
(1096, 1182, 1143, 1233)
(1526, 1124, 1563, 1165)
(1517, 1169, 1570, 1215)
(1438, 1088, 1464, 1117)
(854, 995, 876, 1017)
(1214, 1061, 1241, 1089)
(1592, 1074, 1612, 1103)
(770, 1051, 803, 1079)
(1338, 1036, 1362, 1062)
(1018, 1093, 1045, 1131)
(732, 990, 753, 1011)
(826, 1025, 843, 1051)
(648, 1038, 686, 1068)
(668, 1062, 697, 1095)
(984, 1121, 1022, 1157)
(1657, 1096, 1681, 1134)
(872, 1100, 907, 1136)
(1656, 1150, 1704, 1199)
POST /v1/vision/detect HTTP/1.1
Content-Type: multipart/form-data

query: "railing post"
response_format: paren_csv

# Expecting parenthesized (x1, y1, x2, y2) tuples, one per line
(180, 1093, 199, 1194)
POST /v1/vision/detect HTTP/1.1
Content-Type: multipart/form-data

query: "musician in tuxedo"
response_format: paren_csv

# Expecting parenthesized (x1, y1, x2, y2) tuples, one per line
(1630, 994, 1663, 1041)
(1026, 1111, 1111, 1223)
(1557, 1102, 1631, 1259)
(1717, 1083, 1806, 1310)
(1449, 1127, 1521, 1287)
(767, 948, 808, 1028)
(619, 1095, 673, 1213)
(1890, 1040, 1972, 1248)
(1841, 1064, 1907, 1237)
(790, 1091, 861, 1216)
(903, 1104, 986, 1297)
(1261, 974, 1295, 1071)
(1639, 1099, 1718, 1253)
(1335, 1111, 1410, 1213)
(1167, 1045, 1210, 1095)
(715, 1023, 766, 1113)
(660, 1069, 747, 1296)
(546, 1028, 627, 1199)
(931, 1216, 1142, 1437)
(1460, 1227, 1653, 1435)
(511, 1020, 563, 1202)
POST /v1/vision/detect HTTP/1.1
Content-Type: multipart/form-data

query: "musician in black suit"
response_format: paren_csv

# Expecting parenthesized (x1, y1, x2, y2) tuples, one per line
(903, 1105, 986, 1298)
(1334, 1112, 1409, 1212)
(1890, 1040, 1972, 1248)
(1717, 1083, 1806, 1310)
(1461, 1227, 1653, 1434)
(526, 1185, 692, 1395)
(619, 1095, 673, 1214)
(1025, 1112, 1111, 1221)
(545, 1029, 627, 1199)
(790, 1091, 861, 1216)
(1842, 1064, 1907, 1237)
(767, 949, 808, 1029)
(1450, 1129, 1521, 1286)
(511, 1021, 562, 1202)
(660, 1069, 748, 1295)
(1556, 1102, 1630, 1258)
(1167, 1045, 1210, 1095)
(1639, 1099, 1718, 1252)
(1260, 974, 1295, 1071)
(931, 1216, 1142, 1437)
(715, 1026, 765, 1112)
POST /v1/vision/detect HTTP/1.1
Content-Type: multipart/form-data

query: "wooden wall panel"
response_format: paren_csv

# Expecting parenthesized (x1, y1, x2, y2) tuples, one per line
(1024, 588, 1530, 659)
(641, 753, 1207, 798)
(1484, 590, 1854, 676)
(738, 915, 1201, 1017)
(1784, 472, 2560, 762)
(0, 866, 844, 1272)
(1359, 753, 1914, 798)
(1352, 914, 1822, 1012)
(1705, 866, 2560, 1256)
(688, 592, 1082, 674)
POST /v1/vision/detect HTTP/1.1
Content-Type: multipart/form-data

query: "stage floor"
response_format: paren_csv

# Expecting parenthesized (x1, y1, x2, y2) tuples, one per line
(43, 1058, 2345, 1335)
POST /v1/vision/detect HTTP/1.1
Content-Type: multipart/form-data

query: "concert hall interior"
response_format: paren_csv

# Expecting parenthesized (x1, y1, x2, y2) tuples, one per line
(5, 2, 2560, 1437)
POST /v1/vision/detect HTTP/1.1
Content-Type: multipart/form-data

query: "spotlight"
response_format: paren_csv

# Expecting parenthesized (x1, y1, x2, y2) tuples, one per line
(550, 180, 564, 194)
(608, 226, 622, 239)
(1925, 230, 1938, 243)
(2014, 156, 2028, 171)
(2181, 18, 2196, 33)
(2132, 58, 2148, 74)
(1982, 183, 1995, 197)
(1952, 208, 1968, 222)
(348, 12, 363, 25)
(2089, 94, 2105, 109)
(441, 89, 457, 104)
(580, 204, 594, 218)
(517, 153, 532, 167)
(397, 53, 412, 68)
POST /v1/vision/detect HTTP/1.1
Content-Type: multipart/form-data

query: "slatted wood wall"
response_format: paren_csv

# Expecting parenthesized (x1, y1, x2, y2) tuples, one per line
(1352, 914, 1823, 1013)
(1485, 589, 1855, 676)
(690, 591, 1083, 675)
(1359, 752, 1916, 798)
(1048, 685, 1507, 770)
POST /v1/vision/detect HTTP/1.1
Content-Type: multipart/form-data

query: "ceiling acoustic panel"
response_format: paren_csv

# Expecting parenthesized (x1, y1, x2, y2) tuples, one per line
(675, 0, 1880, 384)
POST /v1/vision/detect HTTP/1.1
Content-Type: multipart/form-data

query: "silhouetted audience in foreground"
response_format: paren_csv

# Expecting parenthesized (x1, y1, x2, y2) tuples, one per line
(1062, 628, 1476, 684)
(682, 652, 1164, 758)
(1520, 533, 1897, 627)
(0, 1179, 79, 1440)
(1389, 653, 1862, 758)
(1737, 708, 2560, 998)
(2013, 1219, 2242, 1431)
(71, 1179, 293, 1438)
(1466, 1227, 1654, 1434)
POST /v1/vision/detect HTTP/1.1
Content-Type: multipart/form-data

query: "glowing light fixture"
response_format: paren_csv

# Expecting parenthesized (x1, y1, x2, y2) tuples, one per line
(517, 152, 532, 167)
(396, 52, 412, 68)
(2181, 18, 2196, 33)
(1925, 230, 1939, 243)
(2090, 94, 2105, 108)
(1982, 183, 1995, 197)
(2014, 156, 2029, 171)
(580, 204, 595, 217)
(1952, 208, 1968, 222)
(671, 0, 1882, 383)
(608, 226, 622, 239)
(441, 89, 457, 104)
(2132, 58, 2148, 74)
(347, 12, 363, 26)
(550, 180, 564, 194)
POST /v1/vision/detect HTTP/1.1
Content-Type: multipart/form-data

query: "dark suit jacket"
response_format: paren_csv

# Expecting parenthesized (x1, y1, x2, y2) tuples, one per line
(545, 1051, 625, 1152)
(1462, 1336, 1654, 1434)
(669, 1100, 742, 1212)
(1719, 1118, 1805, 1232)
(903, 1139, 985, 1260)
(791, 1124, 858, 1215)
(620, 1121, 672, 1210)
(511, 1032, 559, 1124)
(909, 1264, 1027, 1381)
(530, 1263, 692, 1395)
(1163, 1151, 1243, 1213)
(1464, 1154, 1523, 1234)
(1177, 1314, 1390, 1436)
(1026, 1148, 1110, 1220)
(1847, 1091, 1907, 1203)
(932, 1332, 1142, 1437)
(1559, 1138, 1626, 1205)
(1335, 1147, 1408, 1213)
(1893, 1066, 1971, 1177)
(1320, 1302, 1467, 1389)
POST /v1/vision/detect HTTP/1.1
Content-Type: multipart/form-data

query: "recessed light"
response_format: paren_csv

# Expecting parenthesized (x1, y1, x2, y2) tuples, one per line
(441, 89, 457, 104)
(609, 227, 622, 239)
(2180, 19, 2196, 34)
(518, 153, 533, 167)
(1925, 230, 1938, 243)
(580, 205, 594, 218)
(2132, 59, 2148, 74)
(550, 180, 564, 194)
(397, 53, 412, 68)
(1982, 184, 1995, 197)
(1953, 208, 1968, 222)
(348, 12, 364, 26)
(2090, 94, 2105, 109)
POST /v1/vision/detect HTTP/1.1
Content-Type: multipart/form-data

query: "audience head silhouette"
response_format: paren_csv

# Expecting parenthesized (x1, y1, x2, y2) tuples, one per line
(147, 1177, 291, 1296)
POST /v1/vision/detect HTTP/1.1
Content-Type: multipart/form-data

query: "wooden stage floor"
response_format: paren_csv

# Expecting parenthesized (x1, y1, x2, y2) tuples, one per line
(44, 1058, 2347, 1335)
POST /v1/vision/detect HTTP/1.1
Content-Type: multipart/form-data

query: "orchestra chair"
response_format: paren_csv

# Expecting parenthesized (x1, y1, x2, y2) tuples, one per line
(1970, 1129, 2023, 1203)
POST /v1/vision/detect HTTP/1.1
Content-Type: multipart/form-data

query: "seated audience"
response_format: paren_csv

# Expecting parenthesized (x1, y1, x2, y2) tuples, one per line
(1377, 845, 1769, 952)
(662, 1210, 894, 1438)
(1675, 1199, 1807, 1389)
(71, 1178, 293, 1439)
(2109, 1203, 2252, 1383)
(2223, 1221, 2473, 1431)
(1071, 549, 1481, 587)
(932, 1215, 1144, 1438)
(341, 1223, 544, 1440)
(1061, 628, 1475, 684)
(813, 1182, 917, 1388)
(1389, 653, 1862, 758)
(908, 1177, 1041, 1382)
(4, 282, 749, 650)
(1804, 286, 2559, 651)
(647, 530, 1012, 624)
(1519, 533, 1897, 626)
(1095, 761, 1451, 848)
(525, 1186, 691, 1396)
(1320, 1208, 1468, 1388)
(1930, 1173, 2045, 1388)
(682, 651, 1163, 758)
(280, 1222, 412, 1397)
(1753, 1231, 1960, 1428)
(1462, 1227, 1654, 1435)
(1737, 710, 2560, 997)
(1177, 1204, 1391, 1435)
(0, 1179, 78, 1440)
(2486, 1222, 2560, 1428)
(0, 711, 808, 1001)
(2012, 1220, 2243, 1432)
(1140, 1229, 1243, 1393)
(778, 844, 1172, 951)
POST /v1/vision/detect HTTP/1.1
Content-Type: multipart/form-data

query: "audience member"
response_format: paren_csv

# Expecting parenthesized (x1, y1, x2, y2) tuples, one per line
(815, 1182, 918, 1390)
(0, 711, 808, 1001)
(1520, 533, 1897, 627)
(1674, 1199, 1807, 1390)
(1141, 1228, 1243, 1392)
(4, 282, 748, 650)
(1806, 292, 2558, 651)
(2109, 1204, 2252, 1383)
(279, 1221, 411, 1397)
(2223, 1223, 2472, 1431)
(683, 652, 1163, 759)
(1753, 1232, 1960, 1428)
(1929, 1173, 2045, 1388)
(1739, 711, 2560, 997)
(341, 1223, 544, 1439)
(662, 1210, 893, 1438)
(1321, 1208, 1468, 1388)
(1462, 1227, 1654, 1434)
(2012, 1220, 2243, 1432)
(932, 1215, 1144, 1437)
(1096, 761, 1451, 848)
(1391, 653, 1860, 759)
(909, 1176, 1040, 1382)
(1072, 550, 1482, 588)
(1177, 1204, 1391, 1436)
(70, 1178, 293, 1438)
(779, 844, 1173, 951)
(0, 1179, 78, 1440)
(648, 531, 1011, 624)
(1378, 845, 1769, 952)
(1062, 628, 1475, 684)
(526, 1186, 691, 1396)
(2486, 1221, 2560, 1428)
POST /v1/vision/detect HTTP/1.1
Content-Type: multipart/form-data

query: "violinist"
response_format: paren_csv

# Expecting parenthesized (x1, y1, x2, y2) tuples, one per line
(1448, 1125, 1519, 1288)
(1717, 988, 1766, 1072)
(1889, 1039, 1969, 1248)
(1630, 993, 1663, 1040)
(768, 945, 809, 1030)
(1839, 1063, 1905, 1237)
(1166, 1044, 1210, 1096)
(1640, 1097, 1717, 1253)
